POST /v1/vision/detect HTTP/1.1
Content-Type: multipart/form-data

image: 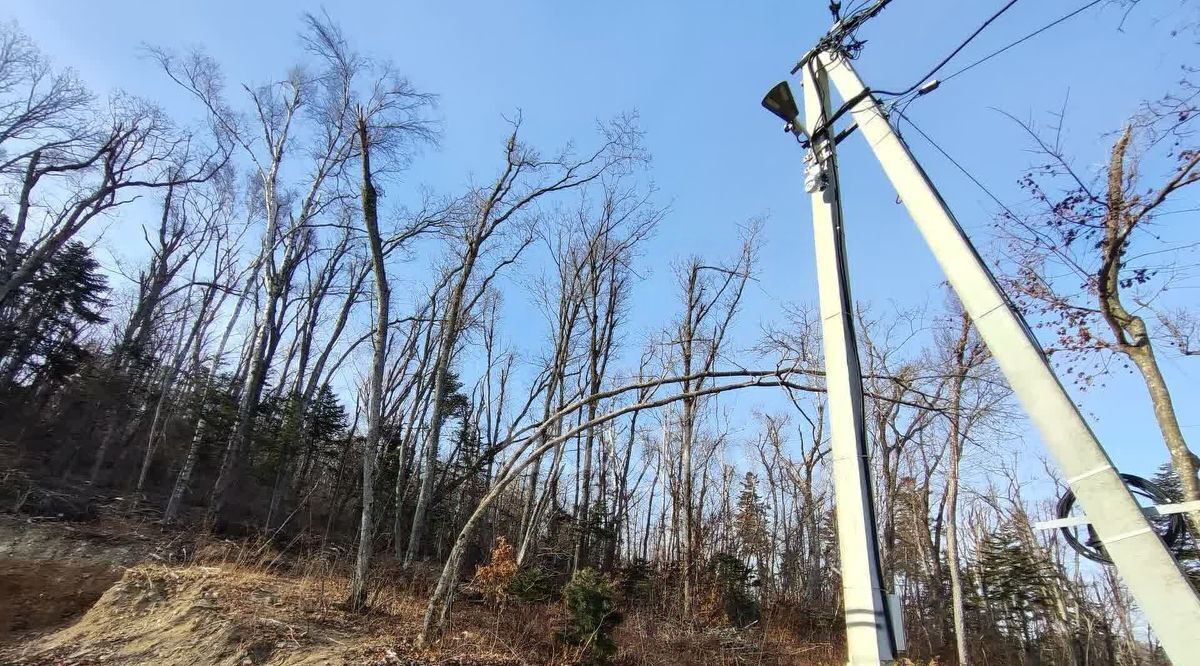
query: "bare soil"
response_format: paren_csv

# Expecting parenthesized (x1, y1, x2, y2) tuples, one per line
(0, 558, 121, 640)
(0, 562, 499, 665)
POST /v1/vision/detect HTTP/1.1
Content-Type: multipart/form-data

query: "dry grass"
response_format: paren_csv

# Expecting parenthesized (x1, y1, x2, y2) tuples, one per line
(3, 555, 863, 665)
(4, 562, 428, 665)
(2, 534, 571, 666)
(0, 518, 865, 665)
(613, 606, 842, 666)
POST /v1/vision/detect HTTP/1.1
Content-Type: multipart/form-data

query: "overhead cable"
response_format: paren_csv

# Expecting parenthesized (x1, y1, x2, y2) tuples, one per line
(873, 0, 1022, 97)
(938, 0, 1106, 85)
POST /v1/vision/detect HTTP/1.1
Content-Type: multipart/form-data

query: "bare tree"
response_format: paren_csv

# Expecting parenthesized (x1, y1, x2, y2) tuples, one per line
(417, 366, 827, 645)
(163, 251, 256, 523)
(136, 174, 241, 493)
(671, 224, 757, 613)
(516, 219, 586, 565)
(403, 116, 644, 565)
(0, 23, 224, 312)
(1000, 97, 1200, 533)
(88, 168, 230, 484)
(284, 12, 438, 608)
(570, 179, 658, 571)
(937, 306, 992, 666)
(152, 19, 379, 522)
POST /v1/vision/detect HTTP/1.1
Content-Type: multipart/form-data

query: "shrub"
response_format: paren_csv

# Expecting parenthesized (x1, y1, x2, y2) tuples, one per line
(561, 567, 623, 663)
(711, 552, 760, 628)
(508, 565, 560, 603)
(467, 537, 519, 605)
(613, 557, 653, 602)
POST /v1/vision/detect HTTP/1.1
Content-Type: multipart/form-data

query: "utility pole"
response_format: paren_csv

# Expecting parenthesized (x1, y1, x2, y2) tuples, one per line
(805, 49, 1200, 665)
(800, 61, 899, 666)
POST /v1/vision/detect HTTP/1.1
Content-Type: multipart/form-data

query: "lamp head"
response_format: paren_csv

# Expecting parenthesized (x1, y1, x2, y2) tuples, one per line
(762, 81, 799, 124)
(762, 81, 808, 141)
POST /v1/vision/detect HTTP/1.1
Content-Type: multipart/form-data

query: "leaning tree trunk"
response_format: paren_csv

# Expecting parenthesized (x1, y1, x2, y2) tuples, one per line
(1123, 334, 1200, 535)
(405, 235, 478, 564)
(137, 301, 202, 493)
(164, 262, 257, 523)
(207, 296, 277, 522)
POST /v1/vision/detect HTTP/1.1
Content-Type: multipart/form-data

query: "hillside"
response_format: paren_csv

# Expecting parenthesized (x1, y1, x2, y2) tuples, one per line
(0, 516, 831, 665)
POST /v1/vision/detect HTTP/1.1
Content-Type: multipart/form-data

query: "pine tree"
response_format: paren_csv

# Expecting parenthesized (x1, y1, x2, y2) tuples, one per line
(1151, 463, 1200, 588)
(0, 233, 108, 389)
(978, 523, 1055, 659)
(734, 471, 770, 582)
(307, 384, 349, 447)
(734, 472, 769, 556)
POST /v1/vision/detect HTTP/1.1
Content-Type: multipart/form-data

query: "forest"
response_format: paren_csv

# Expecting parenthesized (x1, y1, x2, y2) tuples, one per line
(0, 4, 1198, 665)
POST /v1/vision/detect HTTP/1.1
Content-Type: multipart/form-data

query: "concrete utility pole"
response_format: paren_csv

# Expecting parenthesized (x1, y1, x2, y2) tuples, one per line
(808, 49, 1200, 666)
(799, 61, 899, 666)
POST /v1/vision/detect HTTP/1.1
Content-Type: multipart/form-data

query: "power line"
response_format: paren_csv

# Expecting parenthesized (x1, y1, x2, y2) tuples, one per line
(874, 0, 1023, 97)
(939, 0, 1105, 85)
(885, 0, 1109, 146)
(840, 0, 876, 20)
(883, 0, 1111, 193)
(890, 107, 1054, 375)
(892, 108, 1021, 221)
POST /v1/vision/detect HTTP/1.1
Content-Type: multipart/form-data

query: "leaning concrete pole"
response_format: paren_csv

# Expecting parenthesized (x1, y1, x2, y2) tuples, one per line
(819, 49, 1200, 666)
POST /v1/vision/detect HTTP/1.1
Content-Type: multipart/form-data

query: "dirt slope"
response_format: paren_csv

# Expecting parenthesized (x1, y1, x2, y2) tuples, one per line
(5, 565, 380, 665)
(1, 563, 532, 666)
(0, 516, 827, 665)
(0, 559, 121, 640)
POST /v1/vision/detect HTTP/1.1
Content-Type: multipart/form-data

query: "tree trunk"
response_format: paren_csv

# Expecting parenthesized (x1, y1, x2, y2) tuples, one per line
(1125, 339, 1200, 534)
(349, 114, 389, 610)
(405, 245, 476, 564)
(207, 303, 276, 522)
(164, 262, 257, 524)
(1098, 127, 1200, 536)
(932, 312, 982, 664)
(946, 352, 970, 665)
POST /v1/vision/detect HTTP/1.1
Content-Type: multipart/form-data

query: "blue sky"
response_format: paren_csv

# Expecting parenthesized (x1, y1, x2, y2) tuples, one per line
(7, 0, 1198, 484)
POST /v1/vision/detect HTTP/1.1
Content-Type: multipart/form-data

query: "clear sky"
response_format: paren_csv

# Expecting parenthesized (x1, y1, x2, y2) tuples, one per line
(7, 0, 1198, 485)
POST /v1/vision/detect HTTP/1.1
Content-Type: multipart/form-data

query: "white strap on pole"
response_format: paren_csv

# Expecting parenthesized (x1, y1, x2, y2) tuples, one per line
(1033, 500, 1200, 531)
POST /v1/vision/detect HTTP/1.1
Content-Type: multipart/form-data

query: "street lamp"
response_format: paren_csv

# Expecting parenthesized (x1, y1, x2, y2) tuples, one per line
(761, 81, 808, 143)
(761, 70, 902, 663)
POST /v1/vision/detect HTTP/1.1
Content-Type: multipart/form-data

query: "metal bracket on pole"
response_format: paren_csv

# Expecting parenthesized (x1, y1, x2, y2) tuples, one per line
(811, 49, 1200, 665)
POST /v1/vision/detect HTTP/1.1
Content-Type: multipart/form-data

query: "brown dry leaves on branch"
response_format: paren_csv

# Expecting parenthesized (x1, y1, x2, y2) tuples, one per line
(467, 537, 519, 605)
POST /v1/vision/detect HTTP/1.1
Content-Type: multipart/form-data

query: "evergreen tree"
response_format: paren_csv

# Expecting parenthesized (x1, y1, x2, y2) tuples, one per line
(307, 384, 349, 447)
(978, 523, 1055, 659)
(561, 567, 623, 663)
(710, 552, 760, 628)
(1151, 463, 1200, 588)
(734, 471, 770, 572)
(0, 229, 108, 390)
